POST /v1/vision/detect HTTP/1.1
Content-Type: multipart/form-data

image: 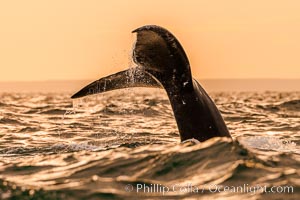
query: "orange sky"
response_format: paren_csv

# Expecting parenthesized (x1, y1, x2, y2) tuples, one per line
(0, 0, 300, 81)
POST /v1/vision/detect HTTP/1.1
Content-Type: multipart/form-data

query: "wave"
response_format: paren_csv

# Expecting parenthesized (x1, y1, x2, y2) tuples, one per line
(17, 126, 40, 133)
(279, 99, 300, 111)
(39, 108, 67, 115)
(0, 117, 23, 125)
(0, 138, 299, 199)
(0, 91, 299, 199)
(256, 99, 300, 112)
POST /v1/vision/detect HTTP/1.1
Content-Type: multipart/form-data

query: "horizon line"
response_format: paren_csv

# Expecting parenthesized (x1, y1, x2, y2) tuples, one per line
(0, 79, 299, 92)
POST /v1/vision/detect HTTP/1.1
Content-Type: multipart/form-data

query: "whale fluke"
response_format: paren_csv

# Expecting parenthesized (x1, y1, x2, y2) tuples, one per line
(71, 67, 162, 99)
(71, 25, 232, 142)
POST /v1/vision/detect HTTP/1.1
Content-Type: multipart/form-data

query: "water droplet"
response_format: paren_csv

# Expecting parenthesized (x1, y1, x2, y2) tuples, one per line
(92, 175, 99, 181)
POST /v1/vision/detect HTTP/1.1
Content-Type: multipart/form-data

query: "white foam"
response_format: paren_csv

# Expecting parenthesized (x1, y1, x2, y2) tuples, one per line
(239, 136, 299, 153)
(51, 142, 100, 151)
(181, 138, 201, 145)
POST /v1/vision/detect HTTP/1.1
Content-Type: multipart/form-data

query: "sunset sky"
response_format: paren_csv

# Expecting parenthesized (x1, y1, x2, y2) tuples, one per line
(0, 0, 300, 81)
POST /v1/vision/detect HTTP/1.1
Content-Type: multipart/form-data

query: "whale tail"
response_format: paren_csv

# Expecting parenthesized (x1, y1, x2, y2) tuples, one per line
(71, 25, 231, 142)
(71, 67, 162, 99)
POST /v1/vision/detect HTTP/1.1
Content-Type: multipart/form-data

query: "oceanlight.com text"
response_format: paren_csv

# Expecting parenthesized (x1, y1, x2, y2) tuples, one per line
(124, 183, 294, 195)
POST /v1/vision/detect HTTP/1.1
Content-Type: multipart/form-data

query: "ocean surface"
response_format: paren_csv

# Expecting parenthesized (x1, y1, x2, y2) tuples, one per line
(0, 89, 299, 199)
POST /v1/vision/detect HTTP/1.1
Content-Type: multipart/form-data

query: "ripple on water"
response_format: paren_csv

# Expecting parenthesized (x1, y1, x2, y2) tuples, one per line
(0, 91, 299, 199)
